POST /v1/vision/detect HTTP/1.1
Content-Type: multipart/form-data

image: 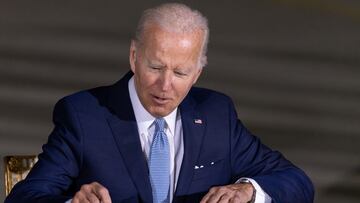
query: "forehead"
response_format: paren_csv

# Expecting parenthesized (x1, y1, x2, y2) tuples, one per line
(141, 25, 204, 59)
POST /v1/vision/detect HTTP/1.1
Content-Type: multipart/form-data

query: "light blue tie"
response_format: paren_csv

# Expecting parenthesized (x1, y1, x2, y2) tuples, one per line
(149, 118, 170, 203)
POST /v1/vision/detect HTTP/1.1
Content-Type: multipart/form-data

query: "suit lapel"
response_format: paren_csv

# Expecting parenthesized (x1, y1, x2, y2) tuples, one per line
(175, 94, 206, 196)
(106, 72, 153, 203)
(108, 117, 152, 202)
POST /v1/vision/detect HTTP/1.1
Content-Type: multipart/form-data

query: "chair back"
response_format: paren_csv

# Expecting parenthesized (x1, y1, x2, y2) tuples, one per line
(4, 155, 38, 196)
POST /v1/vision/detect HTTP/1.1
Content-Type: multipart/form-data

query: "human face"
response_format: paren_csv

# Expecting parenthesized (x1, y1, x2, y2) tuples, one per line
(129, 26, 204, 117)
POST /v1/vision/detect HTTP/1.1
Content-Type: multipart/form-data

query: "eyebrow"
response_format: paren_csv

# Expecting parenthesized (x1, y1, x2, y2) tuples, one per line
(148, 59, 165, 66)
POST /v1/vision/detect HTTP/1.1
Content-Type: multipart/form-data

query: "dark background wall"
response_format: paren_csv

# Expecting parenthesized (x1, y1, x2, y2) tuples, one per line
(1, 0, 359, 202)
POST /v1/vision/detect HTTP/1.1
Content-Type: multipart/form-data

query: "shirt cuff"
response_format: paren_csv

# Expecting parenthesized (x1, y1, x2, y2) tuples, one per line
(236, 178, 272, 203)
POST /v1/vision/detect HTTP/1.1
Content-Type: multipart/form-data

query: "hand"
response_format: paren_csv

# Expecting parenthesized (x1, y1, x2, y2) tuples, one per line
(200, 183, 254, 203)
(72, 182, 112, 203)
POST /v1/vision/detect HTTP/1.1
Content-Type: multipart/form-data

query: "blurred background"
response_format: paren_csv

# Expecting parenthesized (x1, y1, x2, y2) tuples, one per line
(0, 0, 359, 202)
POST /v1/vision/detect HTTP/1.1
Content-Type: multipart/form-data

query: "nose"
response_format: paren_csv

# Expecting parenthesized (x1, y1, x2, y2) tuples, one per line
(159, 71, 172, 91)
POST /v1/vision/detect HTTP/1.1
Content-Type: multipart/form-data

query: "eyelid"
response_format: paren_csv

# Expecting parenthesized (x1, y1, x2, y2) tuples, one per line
(174, 70, 188, 76)
(149, 64, 162, 69)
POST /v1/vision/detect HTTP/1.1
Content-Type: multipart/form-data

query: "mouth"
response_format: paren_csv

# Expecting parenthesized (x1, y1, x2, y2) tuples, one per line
(152, 94, 171, 105)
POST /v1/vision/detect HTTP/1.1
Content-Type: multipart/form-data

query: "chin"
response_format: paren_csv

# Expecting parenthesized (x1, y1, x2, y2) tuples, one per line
(150, 107, 172, 118)
(152, 111, 169, 118)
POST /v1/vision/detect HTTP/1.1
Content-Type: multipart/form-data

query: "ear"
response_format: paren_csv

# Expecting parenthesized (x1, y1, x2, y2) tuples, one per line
(129, 40, 137, 73)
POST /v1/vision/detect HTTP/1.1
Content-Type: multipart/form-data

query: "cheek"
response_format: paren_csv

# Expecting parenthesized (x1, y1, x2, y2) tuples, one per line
(139, 73, 158, 91)
(173, 81, 193, 98)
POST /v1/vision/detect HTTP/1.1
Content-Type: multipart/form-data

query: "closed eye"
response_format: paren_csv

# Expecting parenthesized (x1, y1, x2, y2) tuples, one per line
(175, 71, 187, 76)
(149, 65, 163, 70)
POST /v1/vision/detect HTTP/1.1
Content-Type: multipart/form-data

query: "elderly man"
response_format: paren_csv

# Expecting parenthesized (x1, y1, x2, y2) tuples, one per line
(5, 3, 314, 203)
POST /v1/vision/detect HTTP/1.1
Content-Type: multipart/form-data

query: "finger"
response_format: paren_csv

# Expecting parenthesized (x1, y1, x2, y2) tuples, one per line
(73, 190, 90, 203)
(81, 184, 100, 203)
(73, 183, 104, 203)
(207, 187, 228, 203)
(218, 193, 231, 203)
(86, 192, 101, 203)
(200, 193, 215, 203)
(202, 187, 227, 203)
(200, 187, 218, 203)
(91, 182, 112, 203)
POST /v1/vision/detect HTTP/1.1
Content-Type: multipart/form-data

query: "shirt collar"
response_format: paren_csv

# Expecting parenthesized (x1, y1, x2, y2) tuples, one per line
(128, 76, 177, 134)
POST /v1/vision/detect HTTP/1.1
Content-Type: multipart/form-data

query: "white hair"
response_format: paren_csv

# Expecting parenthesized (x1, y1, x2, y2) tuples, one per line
(134, 3, 209, 67)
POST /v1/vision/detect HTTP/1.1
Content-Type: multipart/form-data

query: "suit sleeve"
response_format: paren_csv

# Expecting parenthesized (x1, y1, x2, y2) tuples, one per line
(228, 99, 314, 203)
(5, 98, 82, 203)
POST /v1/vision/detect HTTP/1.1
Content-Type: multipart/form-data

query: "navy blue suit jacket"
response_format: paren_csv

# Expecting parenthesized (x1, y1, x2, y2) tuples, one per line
(5, 72, 314, 203)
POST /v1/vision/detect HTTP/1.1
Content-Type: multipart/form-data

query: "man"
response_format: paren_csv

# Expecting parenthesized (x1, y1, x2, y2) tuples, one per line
(5, 3, 314, 203)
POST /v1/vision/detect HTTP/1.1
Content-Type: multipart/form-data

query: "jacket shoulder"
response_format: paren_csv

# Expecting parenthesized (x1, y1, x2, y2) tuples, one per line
(55, 85, 111, 113)
(188, 86, 234, 106)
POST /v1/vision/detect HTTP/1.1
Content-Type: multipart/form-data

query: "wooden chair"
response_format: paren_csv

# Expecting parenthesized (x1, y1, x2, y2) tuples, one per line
(4, 155, 38, 196)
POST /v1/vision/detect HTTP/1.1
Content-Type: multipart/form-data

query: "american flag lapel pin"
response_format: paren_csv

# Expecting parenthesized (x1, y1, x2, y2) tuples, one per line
(194, 119, 203, 124)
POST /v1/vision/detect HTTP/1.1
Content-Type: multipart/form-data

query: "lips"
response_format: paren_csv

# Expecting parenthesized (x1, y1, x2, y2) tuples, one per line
(152, 94, 171, 105)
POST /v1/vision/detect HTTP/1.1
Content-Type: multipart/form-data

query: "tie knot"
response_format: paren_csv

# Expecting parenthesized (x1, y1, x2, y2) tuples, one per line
(154, 118, 165, 132)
